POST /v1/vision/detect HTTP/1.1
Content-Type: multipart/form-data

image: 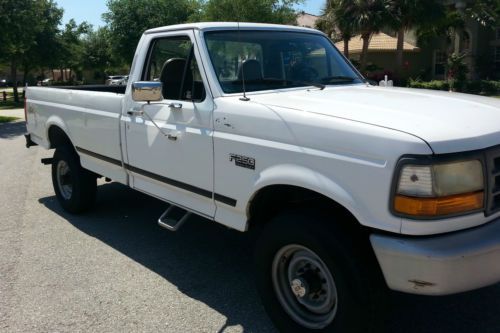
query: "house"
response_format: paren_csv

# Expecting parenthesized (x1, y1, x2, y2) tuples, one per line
(296, 12, 320, 29)
(334, 32, 423, 79)
(328, 0, 499, 81)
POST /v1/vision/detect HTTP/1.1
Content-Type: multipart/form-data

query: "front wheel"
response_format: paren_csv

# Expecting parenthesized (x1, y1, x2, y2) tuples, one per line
(51, 146, 97, 213)
(254, 211, 387, 333)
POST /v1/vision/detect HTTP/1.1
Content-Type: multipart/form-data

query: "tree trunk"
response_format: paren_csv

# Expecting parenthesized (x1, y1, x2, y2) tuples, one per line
(360, 33, 371, 72)
(343, 37, 349, 59)
(396, 28, 405, 76)
(23, 63, 29, 86)
(10, 58, 19, 103)
(60, 68, 64, 81)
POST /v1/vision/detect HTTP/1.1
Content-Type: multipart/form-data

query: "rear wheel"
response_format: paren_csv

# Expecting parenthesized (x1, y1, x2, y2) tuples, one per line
(51, 146, 96, 213)
(254, 210, 387, 333)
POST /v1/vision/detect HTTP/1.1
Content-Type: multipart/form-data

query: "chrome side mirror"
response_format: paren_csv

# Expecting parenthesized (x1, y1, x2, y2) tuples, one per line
(132, 81, 163, 102)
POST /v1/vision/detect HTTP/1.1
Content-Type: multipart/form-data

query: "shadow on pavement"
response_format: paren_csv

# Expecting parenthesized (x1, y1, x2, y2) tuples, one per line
(0, 121, 26, 140)
(39, 182, 500, 333)
(39, 182, 277, 333)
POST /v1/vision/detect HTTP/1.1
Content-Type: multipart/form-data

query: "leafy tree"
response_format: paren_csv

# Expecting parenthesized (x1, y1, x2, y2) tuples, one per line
(201, 0, 301, 24)
(386, 0, 444, 75)
(20, 1, 64, 84)
(0, 0, 62, 102)
(416, 8, 463, 49)
(103, 0, 202, 64)
(56, 19, 92, 82)
(466, 0, 500, 26)
(81, 28, 116, 82)
(32, 2, 64, 81)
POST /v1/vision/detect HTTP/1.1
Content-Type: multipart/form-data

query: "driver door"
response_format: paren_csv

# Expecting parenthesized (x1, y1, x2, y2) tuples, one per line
(124, 31, 215, 217)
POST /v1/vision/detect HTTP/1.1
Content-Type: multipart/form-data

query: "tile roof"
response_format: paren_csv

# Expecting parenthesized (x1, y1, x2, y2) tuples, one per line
(335, 32, 420, 53)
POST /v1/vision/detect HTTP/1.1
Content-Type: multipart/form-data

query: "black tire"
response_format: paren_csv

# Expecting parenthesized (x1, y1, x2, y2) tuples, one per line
(254, 210, 387, 333)
(51, 146, 97, 214)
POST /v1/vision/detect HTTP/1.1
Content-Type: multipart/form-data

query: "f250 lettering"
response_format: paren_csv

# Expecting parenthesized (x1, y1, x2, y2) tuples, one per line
(229, 153, 255, 170)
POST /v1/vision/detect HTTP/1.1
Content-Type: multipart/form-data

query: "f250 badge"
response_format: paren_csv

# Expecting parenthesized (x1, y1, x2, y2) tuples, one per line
(229, 153, 255, 170)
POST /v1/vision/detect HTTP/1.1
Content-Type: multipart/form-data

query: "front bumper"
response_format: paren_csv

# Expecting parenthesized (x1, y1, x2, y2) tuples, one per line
(371, 217, 500, 295)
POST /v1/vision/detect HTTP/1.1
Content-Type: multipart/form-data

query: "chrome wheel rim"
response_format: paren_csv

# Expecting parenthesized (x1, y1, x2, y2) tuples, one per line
(56, 160, 72, 200)
(272, 244, 338, 329)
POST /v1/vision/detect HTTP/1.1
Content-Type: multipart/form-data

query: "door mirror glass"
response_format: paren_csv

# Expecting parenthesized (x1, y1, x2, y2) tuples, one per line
(132, 81, 163, 102)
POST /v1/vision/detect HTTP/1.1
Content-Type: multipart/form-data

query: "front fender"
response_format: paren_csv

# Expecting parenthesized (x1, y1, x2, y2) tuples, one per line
(248, 164, 360, 221)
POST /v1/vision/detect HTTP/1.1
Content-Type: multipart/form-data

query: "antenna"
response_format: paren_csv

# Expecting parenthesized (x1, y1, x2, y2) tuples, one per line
(237, 22, 250, 101)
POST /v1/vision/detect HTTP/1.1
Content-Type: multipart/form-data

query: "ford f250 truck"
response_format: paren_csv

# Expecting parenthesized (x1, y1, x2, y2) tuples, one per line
(25, 23, 500, 332)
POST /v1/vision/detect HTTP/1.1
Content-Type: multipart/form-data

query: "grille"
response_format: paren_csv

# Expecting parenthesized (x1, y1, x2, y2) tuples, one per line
(485, 147, 500, 215)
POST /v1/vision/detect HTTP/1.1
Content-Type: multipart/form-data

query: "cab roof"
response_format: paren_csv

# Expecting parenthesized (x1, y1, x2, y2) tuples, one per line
(144, 22, 323, 35)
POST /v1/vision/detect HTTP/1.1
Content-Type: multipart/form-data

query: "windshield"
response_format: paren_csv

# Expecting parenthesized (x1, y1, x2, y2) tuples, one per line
(204, 30, 362, 94)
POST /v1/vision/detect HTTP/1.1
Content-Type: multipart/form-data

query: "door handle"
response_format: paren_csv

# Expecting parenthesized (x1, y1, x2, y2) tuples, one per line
(168, 102, 182, 109)
(127, 109, 143, 116)
(167, 130, 181, 141)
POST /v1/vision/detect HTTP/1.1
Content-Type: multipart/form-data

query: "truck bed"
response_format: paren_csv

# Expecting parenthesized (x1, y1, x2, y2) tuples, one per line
(26, 85, 125, 183)
(45, 85, 126, 94)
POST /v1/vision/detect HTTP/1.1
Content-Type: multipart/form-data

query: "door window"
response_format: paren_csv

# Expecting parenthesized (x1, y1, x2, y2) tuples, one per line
(143, 36, 205, 102)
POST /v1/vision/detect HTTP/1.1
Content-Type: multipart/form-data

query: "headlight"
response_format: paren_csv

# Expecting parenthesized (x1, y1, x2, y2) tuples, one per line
(393, 159, 484, 218)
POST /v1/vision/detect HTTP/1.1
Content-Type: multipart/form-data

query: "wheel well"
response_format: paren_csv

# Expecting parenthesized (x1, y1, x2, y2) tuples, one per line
(48, 126, 72, 149)
(247, 185, 359, 231)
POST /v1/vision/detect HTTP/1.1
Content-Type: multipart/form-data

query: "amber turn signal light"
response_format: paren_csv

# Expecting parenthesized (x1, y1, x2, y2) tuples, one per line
(394, 191, 484, 217)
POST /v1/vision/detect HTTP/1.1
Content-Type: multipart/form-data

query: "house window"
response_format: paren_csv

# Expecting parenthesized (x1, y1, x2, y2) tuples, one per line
(495, 47, 500, 67)
(461, 31, 471, 51)
(434, 50, 447, 76)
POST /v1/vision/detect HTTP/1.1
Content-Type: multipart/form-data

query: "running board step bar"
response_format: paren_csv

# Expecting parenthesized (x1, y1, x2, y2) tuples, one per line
(158, 205, 191, 232)
(41, 158, 53, 165)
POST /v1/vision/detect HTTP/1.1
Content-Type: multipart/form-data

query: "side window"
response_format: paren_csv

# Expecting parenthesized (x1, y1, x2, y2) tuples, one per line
(143, 36, 206, 102)
(206, 39, 263, 81)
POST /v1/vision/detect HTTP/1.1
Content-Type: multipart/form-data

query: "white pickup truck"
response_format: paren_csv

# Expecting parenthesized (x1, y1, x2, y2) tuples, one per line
(25, 22, 500, 332)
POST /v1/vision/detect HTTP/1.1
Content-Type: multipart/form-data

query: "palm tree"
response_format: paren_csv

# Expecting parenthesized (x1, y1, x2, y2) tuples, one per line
(317, 0, 354, 58)
(386, 0, 444, 75)
(336, 16, 354, 59)
(334, 0, 389, 71)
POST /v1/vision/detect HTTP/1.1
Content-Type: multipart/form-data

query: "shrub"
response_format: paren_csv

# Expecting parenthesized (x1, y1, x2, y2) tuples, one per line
(408, 79, 500, 96)
(407, 79, 449, 91)
(464, 81, 482, 94)
(480, 81, 500, 95)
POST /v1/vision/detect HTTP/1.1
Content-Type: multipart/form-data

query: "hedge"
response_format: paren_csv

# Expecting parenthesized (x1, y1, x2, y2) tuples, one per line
(407, 79, 500, 96)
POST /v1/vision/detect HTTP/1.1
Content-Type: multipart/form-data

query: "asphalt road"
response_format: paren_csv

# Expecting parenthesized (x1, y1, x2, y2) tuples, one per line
(1, 118, 499, 333)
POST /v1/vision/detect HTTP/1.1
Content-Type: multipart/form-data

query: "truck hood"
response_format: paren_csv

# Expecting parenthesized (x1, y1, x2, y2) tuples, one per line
(251, 85, 500, 154)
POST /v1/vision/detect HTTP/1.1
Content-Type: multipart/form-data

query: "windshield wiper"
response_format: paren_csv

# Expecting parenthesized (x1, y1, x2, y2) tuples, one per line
(291, 80, 325, 90)
(321, 76, 357, 85)
(261, 78, 325, 90)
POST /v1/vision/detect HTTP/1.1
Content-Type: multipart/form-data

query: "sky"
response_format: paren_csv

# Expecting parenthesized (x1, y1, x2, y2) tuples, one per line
(57, 0, 325, 28)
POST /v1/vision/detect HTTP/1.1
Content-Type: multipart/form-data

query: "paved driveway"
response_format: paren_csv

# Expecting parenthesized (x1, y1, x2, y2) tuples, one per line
(1, 119, 499, 332)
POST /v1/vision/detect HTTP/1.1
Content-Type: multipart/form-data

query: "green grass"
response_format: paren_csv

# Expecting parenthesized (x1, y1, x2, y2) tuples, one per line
(0, 115, 19, 123)
(0, 87, 14, 93)
(0, 100, 23, 110)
